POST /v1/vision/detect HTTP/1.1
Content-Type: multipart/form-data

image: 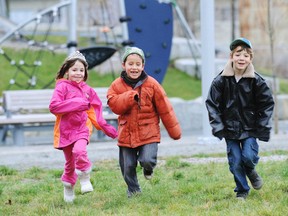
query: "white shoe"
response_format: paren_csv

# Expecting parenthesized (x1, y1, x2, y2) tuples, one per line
(76, 169, 94, 194)
(63, 182, 75, 203)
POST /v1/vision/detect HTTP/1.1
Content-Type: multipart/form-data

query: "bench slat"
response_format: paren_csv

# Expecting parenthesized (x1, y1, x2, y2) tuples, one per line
(0, 113, 118, 125)
(0, 113, 55, 125)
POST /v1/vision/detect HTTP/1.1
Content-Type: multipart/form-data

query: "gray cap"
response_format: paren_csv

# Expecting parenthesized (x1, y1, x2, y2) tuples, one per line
(122, 46, 145, 63)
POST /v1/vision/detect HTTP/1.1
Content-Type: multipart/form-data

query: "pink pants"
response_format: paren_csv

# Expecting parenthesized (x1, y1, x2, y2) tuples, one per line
(61, 139, 92, 185)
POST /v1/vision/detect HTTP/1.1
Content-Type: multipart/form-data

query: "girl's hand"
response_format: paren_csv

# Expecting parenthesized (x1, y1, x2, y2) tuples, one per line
(104, 125, 118, 139)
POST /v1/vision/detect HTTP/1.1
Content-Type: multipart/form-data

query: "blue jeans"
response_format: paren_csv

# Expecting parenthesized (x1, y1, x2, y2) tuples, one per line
(226, 137, 260, 193)
(119, 143, 158, 194)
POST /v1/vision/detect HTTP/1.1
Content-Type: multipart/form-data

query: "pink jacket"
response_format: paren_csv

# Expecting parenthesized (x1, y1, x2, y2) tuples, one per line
(49, 79, 117, 149)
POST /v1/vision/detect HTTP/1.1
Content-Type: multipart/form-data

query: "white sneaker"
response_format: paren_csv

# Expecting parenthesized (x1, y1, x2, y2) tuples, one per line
(63, 182, 75, 203)
(76, 169, 94, 194)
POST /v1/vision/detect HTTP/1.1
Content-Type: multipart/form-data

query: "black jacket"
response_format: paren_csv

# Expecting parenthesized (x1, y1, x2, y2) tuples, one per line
(205, 60, 274, 142)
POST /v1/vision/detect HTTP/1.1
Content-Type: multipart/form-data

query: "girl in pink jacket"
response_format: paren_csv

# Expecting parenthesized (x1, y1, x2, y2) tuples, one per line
(49, 51, 117, 203)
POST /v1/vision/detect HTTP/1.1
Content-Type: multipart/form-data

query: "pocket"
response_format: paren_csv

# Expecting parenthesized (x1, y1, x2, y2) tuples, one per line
(226, 144, 233, 166)
(225, 120, 241, 136)
(243, 110, 256, 129)
(250, 141, 259, 153)
(138, 118, 155, 125)
(118, 119, 129, 143)
(250, 140, 260, 164)
(69, 112, 85, 126)
(138, 118, 159, 140)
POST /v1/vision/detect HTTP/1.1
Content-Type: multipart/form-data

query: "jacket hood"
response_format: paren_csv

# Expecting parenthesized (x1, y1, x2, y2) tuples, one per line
(221, 60, 255, 78)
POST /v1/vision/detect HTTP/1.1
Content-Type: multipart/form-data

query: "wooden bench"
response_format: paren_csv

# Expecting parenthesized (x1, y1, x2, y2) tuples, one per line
(0, 87, 118, 145)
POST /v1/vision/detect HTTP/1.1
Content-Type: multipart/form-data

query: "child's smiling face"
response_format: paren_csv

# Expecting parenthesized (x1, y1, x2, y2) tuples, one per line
(231, 46, 252, 73)
(122, 54, 144, 80)
(66, 60, 85, 83)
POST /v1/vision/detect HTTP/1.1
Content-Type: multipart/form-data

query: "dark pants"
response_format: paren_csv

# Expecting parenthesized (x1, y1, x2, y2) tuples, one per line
(226, 137, 260, 193)
(119, 143, 158, 193)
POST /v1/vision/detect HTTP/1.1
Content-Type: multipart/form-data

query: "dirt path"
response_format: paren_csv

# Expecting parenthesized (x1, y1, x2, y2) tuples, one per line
(1, 133, 287, 170)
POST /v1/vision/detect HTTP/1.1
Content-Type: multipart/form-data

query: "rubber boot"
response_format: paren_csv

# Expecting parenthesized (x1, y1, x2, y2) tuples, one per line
(63, 181, 75, 203)
(76, 169, 93, 194)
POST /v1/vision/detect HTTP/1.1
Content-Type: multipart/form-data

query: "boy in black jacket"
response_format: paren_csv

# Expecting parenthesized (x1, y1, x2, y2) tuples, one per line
(205, 38, 274, 200)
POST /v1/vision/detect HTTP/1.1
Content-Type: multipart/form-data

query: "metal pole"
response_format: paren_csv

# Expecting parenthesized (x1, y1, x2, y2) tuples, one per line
(0, 0, 8, 17)
(0, 1, 71, 45)
(68, 0, 77, 55)
(173, 2, 201, 55)
(231, 0, 236, 40)
(200, 0, 215, 136)
(119, 0, 129, 43)
(160, 0, 201, 56)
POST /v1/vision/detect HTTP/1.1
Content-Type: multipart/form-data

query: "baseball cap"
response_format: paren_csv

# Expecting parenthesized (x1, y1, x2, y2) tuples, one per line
(230, 37, 252, 51)
(122, 46, 145, 63)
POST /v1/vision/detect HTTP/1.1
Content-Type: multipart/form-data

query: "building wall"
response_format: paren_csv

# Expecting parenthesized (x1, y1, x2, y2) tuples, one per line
(9, 0, 60, 23)
(238, 0, 288, 78)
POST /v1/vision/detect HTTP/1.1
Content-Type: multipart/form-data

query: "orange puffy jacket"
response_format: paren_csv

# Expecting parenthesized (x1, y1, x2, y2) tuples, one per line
(107, 75, 181, 148)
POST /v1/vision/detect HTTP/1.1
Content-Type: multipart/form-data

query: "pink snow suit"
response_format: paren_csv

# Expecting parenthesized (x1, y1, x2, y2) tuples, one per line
(49, 79, 118, 149)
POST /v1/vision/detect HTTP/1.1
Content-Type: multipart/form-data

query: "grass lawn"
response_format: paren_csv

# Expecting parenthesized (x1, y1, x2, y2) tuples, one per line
(1, 156, 288, 215)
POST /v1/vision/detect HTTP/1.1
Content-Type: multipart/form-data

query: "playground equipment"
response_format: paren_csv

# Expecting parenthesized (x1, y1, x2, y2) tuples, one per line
(0, 0, 120, 90)
(0, 1, 73, 89)
(0, 0, 203, 90)
(121, 0, 173, 83)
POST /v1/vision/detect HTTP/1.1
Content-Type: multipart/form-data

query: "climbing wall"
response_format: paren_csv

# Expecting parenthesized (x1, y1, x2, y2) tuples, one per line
(123, 0, 173, 83)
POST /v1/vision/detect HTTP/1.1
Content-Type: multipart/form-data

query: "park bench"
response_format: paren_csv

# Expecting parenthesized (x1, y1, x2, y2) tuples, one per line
(0, 87, 118, 145)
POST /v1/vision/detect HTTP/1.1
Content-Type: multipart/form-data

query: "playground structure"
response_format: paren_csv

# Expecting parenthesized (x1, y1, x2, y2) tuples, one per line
(0, 0, 203, 90)
(0, 0, 118, 90)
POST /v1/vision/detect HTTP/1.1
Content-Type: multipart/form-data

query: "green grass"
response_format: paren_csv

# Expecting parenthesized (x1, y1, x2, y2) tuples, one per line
(1, 156, 288, 216)
(162, 67, 201, 100)
(279, 79, 288, 94)
(0, 48, 66, 92)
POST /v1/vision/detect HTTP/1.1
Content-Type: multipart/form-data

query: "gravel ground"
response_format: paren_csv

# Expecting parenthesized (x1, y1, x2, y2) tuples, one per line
(181, 155, 288, 164)
(0, 131, 287, 170)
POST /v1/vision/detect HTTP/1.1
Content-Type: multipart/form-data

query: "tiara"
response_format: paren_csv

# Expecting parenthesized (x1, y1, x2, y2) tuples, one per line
(66, 50, 87, 62)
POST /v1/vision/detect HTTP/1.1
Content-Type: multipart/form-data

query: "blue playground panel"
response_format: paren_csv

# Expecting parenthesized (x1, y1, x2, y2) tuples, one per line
(124, 0, 173, 83)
